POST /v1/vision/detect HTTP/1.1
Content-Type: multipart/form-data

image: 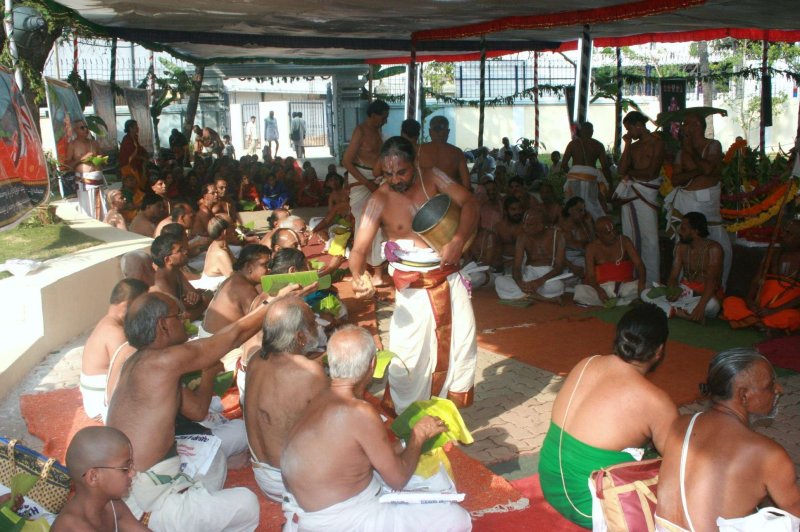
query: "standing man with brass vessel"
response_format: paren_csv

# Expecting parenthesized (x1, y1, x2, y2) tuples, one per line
(349, 136, 478, 415)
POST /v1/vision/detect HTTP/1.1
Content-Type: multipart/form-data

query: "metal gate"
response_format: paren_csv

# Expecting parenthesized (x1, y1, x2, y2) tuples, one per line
(288, 101, 326, 148)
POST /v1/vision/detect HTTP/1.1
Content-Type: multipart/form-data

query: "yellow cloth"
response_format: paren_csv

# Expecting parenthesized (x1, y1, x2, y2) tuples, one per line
(391, 397, 474, 454)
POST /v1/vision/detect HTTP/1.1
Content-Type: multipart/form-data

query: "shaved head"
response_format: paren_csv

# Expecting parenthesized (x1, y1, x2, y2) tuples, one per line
(66, 426, 131, 479)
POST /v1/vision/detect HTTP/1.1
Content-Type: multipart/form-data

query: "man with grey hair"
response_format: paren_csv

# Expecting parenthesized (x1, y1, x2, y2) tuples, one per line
(281, 325, 472, 531)
(655, 348, 800, 531)
(418, 115, 470, 190)
(243, 296, 326, 502)
(278, 215, 310, 247)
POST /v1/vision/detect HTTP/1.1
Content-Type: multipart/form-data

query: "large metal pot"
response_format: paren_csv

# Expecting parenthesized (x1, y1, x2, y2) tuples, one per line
(412, 194, 474, 254)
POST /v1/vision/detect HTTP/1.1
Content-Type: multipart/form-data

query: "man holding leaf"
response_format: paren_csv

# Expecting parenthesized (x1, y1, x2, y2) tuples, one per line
(65, 119, 107, 220)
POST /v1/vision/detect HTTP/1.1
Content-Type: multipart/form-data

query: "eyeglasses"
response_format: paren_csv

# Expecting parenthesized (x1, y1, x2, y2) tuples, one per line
(83, 462, 133, 477)
(162, 311, 187, 322)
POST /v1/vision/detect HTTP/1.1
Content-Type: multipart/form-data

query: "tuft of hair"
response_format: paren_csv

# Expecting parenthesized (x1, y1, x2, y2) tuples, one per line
(234, 244, 271, 271)
(109, 278, 148, 305)
(208, 215, 230, 240)
(278, 215, 303, 229)
(613, 304, 669, 363)
(124, 293, 170, 348)
(702, 347, 768, 400)
(261, 296, 309, 357)
(150, 234, 182, 267)
(269, 247, 306, 274)
(367, 99, 390, 117)
(380, 136, 415, 164)
(160, 223, 185, 239)
(327, 325, 376, 380)
(623, 111, 648, 127)
(562, 196, 585, 219)
(684, 211, 710, 238)
(401, 119, 421, 139)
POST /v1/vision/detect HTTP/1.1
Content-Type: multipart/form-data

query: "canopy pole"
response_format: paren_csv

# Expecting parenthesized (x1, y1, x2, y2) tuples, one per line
(573, 25, 592, 125)
(405, 40, 417, 120)
(72, 34, 78, 75)
(614, 46, 622, 160)
(368, 65, 373, 102)
(534, 51, 539, 150)
(110, 37, 117, 86)
(3, 0, 23, 90)
(759, 39, 769, 158)
(478, 35, 486, 149)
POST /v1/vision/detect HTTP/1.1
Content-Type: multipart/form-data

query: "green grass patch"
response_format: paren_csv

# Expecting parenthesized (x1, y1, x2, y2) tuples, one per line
(0, 223, 103, 279)
(590, 305, 765, 352)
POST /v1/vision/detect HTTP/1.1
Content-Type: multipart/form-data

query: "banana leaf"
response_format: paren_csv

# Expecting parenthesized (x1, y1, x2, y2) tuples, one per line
(655, 106, 727, 127)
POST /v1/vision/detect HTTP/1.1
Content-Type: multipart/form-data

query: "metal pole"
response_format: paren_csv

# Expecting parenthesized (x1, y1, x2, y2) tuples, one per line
(3, 0, 23, 89)
(615, 46, 623, 161)
(368, 65, 373, 102)
(573, 25, 592, 125)
(110, 37, 117, 86)
(73, 35, 78, 75)
(478, 35, 486, 148)
(759, 39, 769, 158)
(534, 51, 539, 150)
(406, 40, 417, 120)
(130, 42, 136, 85)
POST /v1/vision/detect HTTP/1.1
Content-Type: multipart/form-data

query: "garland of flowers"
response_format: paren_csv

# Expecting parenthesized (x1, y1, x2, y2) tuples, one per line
(722, 138, 747, 164)
(721, 181, 792, 218)
(725, 180, 799, 232)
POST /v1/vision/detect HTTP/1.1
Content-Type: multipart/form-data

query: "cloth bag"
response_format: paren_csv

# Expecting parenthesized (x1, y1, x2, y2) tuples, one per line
(0, 438, 70, 514)
(591, 458, 661, 532)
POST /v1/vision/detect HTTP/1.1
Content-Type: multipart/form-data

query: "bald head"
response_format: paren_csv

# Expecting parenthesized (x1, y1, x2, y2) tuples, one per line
(327, 325, 376, 380)
(271, 228, 301, 252)
(261, 296, 316, 357)
(66, 426, 131, 479)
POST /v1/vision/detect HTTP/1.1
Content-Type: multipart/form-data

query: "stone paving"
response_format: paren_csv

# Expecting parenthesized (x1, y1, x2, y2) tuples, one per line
(2, 295, 799, 484)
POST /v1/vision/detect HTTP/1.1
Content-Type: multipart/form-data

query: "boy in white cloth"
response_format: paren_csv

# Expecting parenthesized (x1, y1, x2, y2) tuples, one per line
(349, 136, 479, 415)
(80, 278, 148, 420)
(495, 209, 568, 303)
(282, 325, 472, 532)
(106, 291, 276, 531)
(655, 348, 800, 531)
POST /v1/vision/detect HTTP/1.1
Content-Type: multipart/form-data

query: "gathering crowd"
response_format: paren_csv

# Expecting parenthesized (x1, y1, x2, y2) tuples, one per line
(3, 100, 799, 532)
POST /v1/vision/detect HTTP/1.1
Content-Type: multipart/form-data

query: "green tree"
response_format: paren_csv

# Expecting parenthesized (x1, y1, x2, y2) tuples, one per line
(142, 58, 195, 152)
(424, 61, 454, 94)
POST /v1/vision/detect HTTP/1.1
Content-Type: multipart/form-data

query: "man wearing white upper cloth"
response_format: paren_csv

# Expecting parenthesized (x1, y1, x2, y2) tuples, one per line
(349, 136, 479, 415)
(614, 111, 665, 286)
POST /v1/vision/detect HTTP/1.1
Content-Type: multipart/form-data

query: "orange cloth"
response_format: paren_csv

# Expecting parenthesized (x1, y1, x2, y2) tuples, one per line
(723, 277, 800, 331)
(595, 260, 634, 284)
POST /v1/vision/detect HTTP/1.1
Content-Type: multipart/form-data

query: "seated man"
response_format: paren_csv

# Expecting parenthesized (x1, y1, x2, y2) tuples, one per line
(51, 427, 145, 531)
(539, 304, 678, 527)
(559, 196, 594, 279)
(278, 215, 311, 247)
(244, 297, 327, 502)
(281, 326, 472, 531)
(574, 217, 646, 307)
(193, 183, 219, 238)
(642, 212, 723, 323)
(151, 234, 213, 321)
(491, 195, 525, 272)
(656, 348, 800, 531)
(495, 208, 568, 303)
(267, 227, 302, 253)
(723, 219, 800, 333)
(128, 193, 166, 238)
(106, 292, 267, 531)
(194, 216, 234, 291)
(80, 279, 148, 421)
(120, 249, 155, 286)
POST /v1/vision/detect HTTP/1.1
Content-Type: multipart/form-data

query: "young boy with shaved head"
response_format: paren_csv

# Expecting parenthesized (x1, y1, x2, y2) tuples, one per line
(52, 426, 147, 531)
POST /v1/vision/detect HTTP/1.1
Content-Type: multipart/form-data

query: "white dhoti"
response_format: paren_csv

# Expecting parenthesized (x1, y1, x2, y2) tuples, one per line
(574, 281, 640, 307)
(125, 454, 259, 532)
(79, 372, 107, 420)
(615, 178, 662, 286)
(282, 474, 472, 532)
(190, 274, 227, 291)
(199, 399, 248, 459)
(252, 459, 285, 503)
(664, 183, 732, 288)
(386, 243, 477, 415)
(641, 282, 720, 318)
(75, 171, 108, 220)
(495, 265, 565, 300)
(349, 169, 384, 267)
(564, 165, 607, 220)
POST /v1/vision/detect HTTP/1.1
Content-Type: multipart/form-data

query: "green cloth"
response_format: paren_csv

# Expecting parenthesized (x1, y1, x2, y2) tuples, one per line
(539, 421, 634, 529)
(391, 397, 474, 453)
